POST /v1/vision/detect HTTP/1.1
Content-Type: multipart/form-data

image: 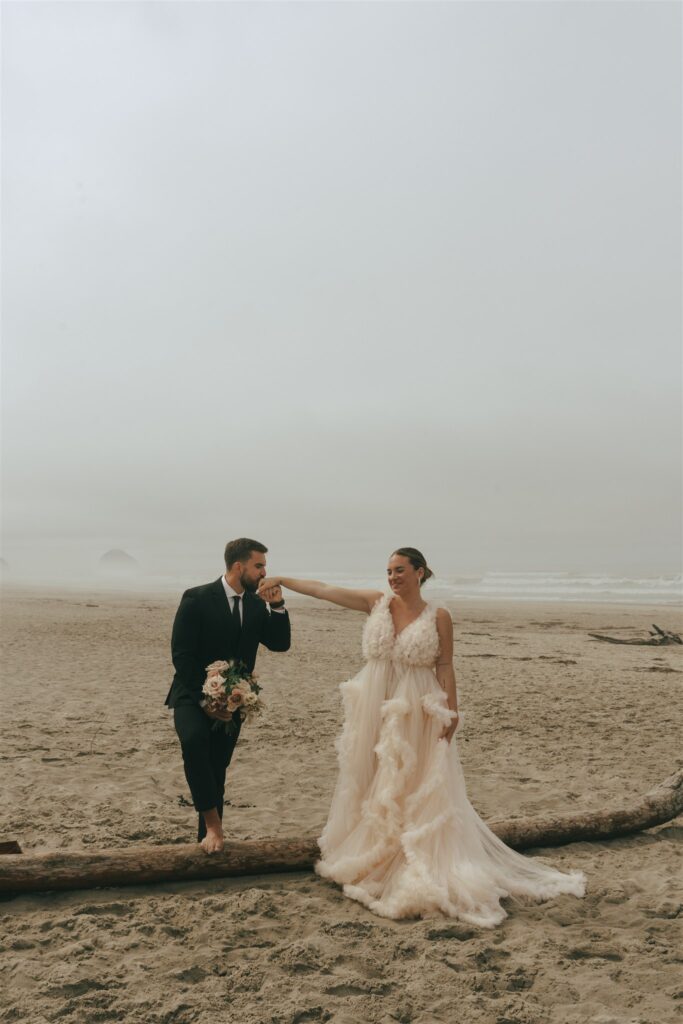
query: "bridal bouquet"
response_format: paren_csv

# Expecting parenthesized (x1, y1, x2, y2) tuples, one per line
(201, 660, 264, 735)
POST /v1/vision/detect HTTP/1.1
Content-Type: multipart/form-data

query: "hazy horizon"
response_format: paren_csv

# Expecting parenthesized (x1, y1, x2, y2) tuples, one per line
(2, 2, 681, 586)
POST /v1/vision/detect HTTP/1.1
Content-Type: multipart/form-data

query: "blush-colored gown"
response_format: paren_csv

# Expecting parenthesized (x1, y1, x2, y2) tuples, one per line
(314, 594, 587, 927)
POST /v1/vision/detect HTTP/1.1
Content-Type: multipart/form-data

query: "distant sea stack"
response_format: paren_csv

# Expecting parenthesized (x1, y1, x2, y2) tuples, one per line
(98, 549, 139, 576)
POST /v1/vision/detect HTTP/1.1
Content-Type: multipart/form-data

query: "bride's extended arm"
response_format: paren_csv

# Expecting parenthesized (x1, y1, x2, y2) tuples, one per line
(435, 608, 459, 742)
(259, 576, 382, 614)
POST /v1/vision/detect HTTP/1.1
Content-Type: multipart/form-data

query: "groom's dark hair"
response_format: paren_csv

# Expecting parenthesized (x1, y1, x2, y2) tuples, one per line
(224, 537, 268, 569)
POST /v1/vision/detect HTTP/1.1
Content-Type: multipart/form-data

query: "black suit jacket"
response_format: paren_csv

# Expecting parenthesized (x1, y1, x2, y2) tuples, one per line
(164, 578, 291, 708)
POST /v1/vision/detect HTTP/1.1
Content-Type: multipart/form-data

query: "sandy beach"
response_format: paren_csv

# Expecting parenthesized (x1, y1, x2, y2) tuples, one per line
(1, 585, 681, 1024)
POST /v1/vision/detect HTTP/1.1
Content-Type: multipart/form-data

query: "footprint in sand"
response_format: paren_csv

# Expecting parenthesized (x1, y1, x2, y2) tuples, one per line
(292, 1009, 332, 1024)
(44, 979, 111, 998)
(323, 980, 394, 997)
(425, 924, 477, 942)
(269, 939, 330, 974)
(504, 966, 537, 991)
(565, 945, 624, 962)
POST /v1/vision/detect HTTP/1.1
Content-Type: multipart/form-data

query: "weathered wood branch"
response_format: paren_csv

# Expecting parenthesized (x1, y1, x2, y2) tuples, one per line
(652, 624, 681, 640)
(589, 623, 682, 646)
(486, 769, 683, 848)
(0, 837, 319, 896)
(1, 771, 681, 896)
(0, 841, 22, 855)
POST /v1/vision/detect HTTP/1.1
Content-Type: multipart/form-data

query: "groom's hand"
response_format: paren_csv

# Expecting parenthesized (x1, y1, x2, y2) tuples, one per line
(203, 706, 234, 722)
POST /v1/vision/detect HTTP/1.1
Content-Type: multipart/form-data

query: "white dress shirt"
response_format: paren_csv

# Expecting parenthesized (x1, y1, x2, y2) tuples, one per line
(221, 575, 286, 621)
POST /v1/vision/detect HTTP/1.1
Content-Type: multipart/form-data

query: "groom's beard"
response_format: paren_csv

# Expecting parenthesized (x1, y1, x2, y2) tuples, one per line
(240, 573, 259, 594)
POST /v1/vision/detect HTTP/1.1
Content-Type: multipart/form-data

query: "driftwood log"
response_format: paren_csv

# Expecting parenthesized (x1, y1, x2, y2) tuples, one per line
(0, 841, 22, 855)
(589, 623, 682, 646)
(1, 770, 681, 896)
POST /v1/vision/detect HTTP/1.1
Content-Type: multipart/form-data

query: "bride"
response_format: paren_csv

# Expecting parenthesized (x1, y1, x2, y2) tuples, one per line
(258, 547, 586, 927)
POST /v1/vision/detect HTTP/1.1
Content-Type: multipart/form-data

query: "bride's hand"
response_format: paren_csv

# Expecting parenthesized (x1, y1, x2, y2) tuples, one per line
(258, 578, 282, 602)
(258, 576, 281, 592)
(441, 713, 459, 743)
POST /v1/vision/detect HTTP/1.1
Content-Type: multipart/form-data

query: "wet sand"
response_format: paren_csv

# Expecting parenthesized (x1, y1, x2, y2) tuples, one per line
(1, 586, 681, 1024)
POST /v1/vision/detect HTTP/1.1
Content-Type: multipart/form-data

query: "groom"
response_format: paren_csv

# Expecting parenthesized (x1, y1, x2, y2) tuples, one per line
(165, 538, 291, 853)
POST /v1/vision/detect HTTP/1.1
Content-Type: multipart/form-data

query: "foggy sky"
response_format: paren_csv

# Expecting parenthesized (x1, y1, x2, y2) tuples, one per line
(2, 1, 681, 580)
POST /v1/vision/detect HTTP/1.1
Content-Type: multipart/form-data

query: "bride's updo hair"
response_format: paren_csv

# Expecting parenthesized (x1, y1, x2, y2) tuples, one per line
(392, 547, 434, 587)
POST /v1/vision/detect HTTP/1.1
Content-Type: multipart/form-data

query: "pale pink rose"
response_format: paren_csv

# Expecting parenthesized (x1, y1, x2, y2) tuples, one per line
(203, 673, 224, 688)
(206, 660, 230, 674)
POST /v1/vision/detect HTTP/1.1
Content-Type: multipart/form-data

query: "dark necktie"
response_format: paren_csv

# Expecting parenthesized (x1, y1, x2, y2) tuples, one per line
(231, 594, 242, 635)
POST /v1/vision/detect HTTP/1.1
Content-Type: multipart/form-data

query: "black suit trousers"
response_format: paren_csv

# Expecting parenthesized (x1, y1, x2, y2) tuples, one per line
(173, 704, 242, 841)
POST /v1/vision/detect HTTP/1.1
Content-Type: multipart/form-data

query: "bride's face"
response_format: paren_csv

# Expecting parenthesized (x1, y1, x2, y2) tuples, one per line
(387, 555, 422, 595)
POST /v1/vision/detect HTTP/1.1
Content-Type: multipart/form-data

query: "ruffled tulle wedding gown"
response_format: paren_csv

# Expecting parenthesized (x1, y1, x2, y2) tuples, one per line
(314, 594, 587, 927)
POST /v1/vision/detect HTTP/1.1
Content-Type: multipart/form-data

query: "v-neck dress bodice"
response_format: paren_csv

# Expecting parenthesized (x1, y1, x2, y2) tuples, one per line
(362, 594, 440, 666)
(314, 591, 587, 926)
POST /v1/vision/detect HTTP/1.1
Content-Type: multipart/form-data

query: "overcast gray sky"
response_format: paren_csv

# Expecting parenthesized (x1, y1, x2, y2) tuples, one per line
(1, 1, 681, 580)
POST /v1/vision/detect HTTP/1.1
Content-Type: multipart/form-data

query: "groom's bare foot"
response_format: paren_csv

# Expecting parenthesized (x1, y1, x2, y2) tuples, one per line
(199, 807, 225, 854)
(200, 827, 225, 855)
